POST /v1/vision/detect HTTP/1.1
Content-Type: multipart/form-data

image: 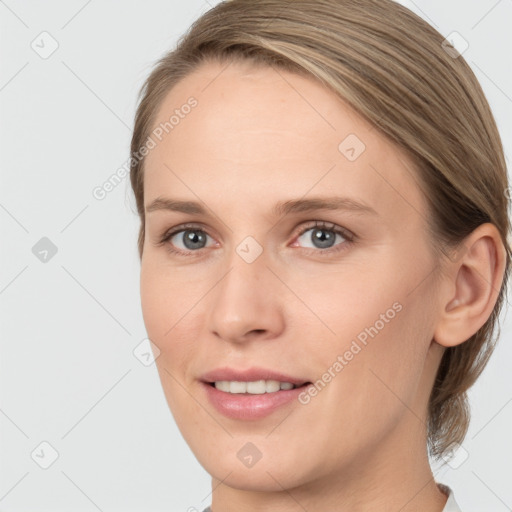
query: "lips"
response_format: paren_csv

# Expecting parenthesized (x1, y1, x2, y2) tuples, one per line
(199, 367, 313, 420)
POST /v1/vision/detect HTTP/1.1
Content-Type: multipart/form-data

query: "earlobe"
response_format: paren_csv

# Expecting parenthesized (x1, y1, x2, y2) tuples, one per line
(433, 223, 507, 348)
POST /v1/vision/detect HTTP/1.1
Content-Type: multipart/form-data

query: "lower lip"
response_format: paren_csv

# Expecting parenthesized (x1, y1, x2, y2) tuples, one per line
(202, 382, 311, 420)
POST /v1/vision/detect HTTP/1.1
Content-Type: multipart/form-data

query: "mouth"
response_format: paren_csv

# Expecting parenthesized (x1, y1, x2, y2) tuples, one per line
(200, 366, 313, 401)
(204, 380, 312, 394)
(201, 379, 314, 420)
(200, 367, 311, 421)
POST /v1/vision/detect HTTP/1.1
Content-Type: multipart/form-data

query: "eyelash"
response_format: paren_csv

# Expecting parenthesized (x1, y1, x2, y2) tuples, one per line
(157, 221, 355, 258)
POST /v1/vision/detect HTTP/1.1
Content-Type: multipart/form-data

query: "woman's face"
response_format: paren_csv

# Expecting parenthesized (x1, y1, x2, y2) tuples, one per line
(140, 60, 445, 491)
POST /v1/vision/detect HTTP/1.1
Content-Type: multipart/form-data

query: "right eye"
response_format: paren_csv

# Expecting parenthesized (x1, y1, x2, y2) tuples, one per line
(158, 224, 217, 256)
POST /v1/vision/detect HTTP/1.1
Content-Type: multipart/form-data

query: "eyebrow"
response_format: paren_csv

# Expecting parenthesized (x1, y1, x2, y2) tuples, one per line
(145, 196, 378, 217)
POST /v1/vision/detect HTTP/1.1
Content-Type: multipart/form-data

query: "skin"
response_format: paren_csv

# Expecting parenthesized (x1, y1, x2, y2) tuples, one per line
(139, 59, 506, 512)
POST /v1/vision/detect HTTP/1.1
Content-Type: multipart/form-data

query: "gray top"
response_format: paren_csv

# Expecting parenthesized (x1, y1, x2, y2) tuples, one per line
(201, 483, 462, 512)
(439, 484, 463, 512)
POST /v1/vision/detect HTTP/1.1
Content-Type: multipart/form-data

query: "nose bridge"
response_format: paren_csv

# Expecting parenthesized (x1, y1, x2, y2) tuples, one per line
(208, 237, 284, 342)
(218, 228, 269, 298)
(216, 240, 267, 316)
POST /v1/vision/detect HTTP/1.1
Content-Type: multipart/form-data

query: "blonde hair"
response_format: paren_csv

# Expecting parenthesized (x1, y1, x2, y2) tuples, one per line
(129, 0, 511, 458)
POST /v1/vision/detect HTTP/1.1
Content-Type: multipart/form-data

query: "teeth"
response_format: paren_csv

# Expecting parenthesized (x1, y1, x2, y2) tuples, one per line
(213, 380, 299, 394)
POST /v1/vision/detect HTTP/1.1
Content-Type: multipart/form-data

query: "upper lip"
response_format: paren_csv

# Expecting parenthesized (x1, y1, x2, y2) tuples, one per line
(201, 367, 310, 386)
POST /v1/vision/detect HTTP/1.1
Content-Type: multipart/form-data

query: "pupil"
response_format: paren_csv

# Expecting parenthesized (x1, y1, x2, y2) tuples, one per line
(312, 228, 335, 249)
(183, 230, 206, 250)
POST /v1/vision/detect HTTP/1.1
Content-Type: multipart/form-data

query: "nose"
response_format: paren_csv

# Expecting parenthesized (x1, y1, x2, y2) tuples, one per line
(207, 250, 285, 344)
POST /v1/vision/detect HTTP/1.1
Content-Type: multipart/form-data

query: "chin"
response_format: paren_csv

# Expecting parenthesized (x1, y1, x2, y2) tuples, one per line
(207, 462, 304, 492)
(191, 438, 318, 492)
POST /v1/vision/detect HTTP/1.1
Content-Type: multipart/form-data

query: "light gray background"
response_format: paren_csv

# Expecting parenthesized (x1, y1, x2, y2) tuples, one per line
(1, 1, 511, 511)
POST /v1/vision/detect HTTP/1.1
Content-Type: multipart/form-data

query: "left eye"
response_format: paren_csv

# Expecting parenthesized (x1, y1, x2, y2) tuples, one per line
(294, 223, 350, 250)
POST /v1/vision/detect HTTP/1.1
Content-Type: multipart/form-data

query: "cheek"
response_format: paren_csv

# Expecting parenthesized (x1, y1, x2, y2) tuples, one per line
(288, 296, 434, 474)
(140, 262, 206, 426)
(140, 255, 200, 334)
(140, 259, 201, 370)
(296, 258, 435, 412)
(332, 293, 434, 430)
(140, 262, 168, 341)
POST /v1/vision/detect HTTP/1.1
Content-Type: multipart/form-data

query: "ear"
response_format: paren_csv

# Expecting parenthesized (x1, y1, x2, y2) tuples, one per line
(433, 223, 508, 348)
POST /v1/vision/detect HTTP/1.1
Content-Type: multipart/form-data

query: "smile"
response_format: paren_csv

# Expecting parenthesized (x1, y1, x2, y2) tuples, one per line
(211, 379, 307, 394)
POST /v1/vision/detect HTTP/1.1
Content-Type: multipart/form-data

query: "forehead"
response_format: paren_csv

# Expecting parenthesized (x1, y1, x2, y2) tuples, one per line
(143, 60, 427, 228)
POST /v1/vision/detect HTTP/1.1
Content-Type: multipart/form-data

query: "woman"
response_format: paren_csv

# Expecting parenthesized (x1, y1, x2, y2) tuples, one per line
(129, 0, 510, 510)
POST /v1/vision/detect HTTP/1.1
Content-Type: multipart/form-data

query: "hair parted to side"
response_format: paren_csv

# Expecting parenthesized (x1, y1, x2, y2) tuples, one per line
(129, 0, 511, 458)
